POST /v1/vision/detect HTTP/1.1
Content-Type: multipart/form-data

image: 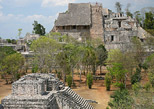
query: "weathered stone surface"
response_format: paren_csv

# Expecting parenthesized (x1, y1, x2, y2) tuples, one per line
(52, 3, 150, 51)
(1, 73, 93, 109)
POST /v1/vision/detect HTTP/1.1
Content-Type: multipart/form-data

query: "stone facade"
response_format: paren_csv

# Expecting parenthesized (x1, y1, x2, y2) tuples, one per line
(53, 3, 149, 51)
(1, 73, 93, 109)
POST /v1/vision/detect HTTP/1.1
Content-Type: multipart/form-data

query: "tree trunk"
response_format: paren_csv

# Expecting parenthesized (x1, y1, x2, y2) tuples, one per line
(100, 66, 102, 74)
(72, 67, 74, 85)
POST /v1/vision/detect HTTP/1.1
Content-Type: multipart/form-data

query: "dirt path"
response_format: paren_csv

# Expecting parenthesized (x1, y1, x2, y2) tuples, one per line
(0, 79, 11, 104)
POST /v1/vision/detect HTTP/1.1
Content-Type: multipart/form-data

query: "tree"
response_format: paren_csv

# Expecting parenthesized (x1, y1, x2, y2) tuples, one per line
(105, 73, 112, 91)
(87, 73, 93, 89)
(96, 44, 108, 74)
(1, 53, 24, 83)
(115, 2, 122, 13)
(18, 28, 22, 38)
(144, 11, 154, 29)
(125, 3, 133, 18)
(31, 36, 60, 73)
(32, 21, 46, 35)
(108, 63, 127, 90)
(134, 11, 143, 27)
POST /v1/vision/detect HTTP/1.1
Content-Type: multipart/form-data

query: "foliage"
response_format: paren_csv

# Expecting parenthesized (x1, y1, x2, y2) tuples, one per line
(144, 82, 151, 92)
(87, 73, 93, 89)
(107, 63, 127, 90)
(132, 82, 141, 95)
(32, 63, 38, 73)
(31, 36, 60, 73)
(96, 44, 108, 74)
(144, 11, 154, 29)
(131, 36, 145, 66)
(145, 29, 154, 36)
(105, 73, 112, 91)
(108, 89, 133, 109)
(32, 21, 45, 35)
(148, 73, 154, 87)
(66, 74, 72, 87)
(131, 68, 141, 85)
(18, 28, 22, 38)
(1, 53, 24, 83)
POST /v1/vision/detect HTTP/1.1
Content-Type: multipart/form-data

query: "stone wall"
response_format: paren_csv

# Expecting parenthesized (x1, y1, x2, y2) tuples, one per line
(90, 4, 104, 40)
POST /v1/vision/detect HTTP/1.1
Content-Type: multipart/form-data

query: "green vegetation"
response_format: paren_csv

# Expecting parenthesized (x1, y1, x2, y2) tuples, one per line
(32, 21, 46, 35)
(66, 74, 72, 87)
(87, 73, 93, 89)
(105, 73, 112, 91)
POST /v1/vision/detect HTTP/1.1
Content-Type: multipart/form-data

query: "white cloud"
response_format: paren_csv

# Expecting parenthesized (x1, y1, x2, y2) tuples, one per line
(41, 0, 76, 7)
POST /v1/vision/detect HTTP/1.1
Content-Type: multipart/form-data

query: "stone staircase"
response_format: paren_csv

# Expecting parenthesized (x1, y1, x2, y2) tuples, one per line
(58, 87, 94, 109)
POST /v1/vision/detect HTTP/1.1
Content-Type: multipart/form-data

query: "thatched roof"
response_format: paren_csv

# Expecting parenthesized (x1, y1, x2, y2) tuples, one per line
(55, 3, 91, 26)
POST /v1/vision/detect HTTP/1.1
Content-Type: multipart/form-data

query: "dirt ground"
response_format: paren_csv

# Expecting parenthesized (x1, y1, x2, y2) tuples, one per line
(0, 78, 11, 104)
(0, 71, 112, 109)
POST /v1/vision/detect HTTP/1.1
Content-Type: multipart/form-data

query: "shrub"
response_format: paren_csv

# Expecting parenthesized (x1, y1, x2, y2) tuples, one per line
(32, 64, 38, 73)
(66, 75, 72, 87)
(108, 89, 133, 109)
(148, 73, 154, 87)
(114, 82, 125, 90)
(87, 73, 93, 89)
(131, 68, 141, 85)
(132, 82, 141, 95)
(105, 73, 112, 91)
(144, 82, 151, 92)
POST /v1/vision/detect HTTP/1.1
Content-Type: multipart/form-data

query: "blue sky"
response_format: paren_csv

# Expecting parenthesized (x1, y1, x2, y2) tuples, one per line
(0, 0, 154, 39)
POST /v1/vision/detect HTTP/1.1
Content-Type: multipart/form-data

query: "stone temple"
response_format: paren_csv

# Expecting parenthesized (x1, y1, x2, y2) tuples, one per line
(52, 3, 149, 51)
(1, 73, 93, 109)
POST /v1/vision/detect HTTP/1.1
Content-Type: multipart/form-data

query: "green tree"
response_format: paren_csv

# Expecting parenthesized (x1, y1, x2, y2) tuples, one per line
(1, 53, 24, 83)
(66, 74, 72, 87)
(96, 44, 108, 74)
(87, 73, 93, 89)
(31, 36, 60, 73)
(105, 73, 112, 91)
(18, 28, 22, 38)
(144, 11, 154, 29)
(108, 63, 127, 90)
(32, 21, 46, 35)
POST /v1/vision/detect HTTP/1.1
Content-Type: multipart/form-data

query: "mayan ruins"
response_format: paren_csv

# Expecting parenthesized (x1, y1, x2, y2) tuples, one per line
(1, 73, 94, 109)
(53, 3, 149, 51)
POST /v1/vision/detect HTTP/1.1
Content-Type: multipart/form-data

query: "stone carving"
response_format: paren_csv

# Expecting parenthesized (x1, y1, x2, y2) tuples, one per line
(1, 73, 93, 109)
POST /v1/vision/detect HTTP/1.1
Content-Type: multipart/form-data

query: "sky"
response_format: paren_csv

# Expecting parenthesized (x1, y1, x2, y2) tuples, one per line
(0, 0, 154, 39)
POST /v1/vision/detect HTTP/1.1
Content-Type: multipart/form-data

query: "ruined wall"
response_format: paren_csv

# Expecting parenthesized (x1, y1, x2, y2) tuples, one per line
(90, 4, 104, 40)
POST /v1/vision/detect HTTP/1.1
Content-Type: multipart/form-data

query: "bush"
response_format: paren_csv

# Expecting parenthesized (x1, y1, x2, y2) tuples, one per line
(87, 73, 93, 89)
(132, 82, 141, 95)
(114, 82, 125, 90)
(105, 73, 112, 91)
(148, 73, 154, 87)
(108, 89, 133, 109)
(32, 64, 38, 73)
(66, 75, 72, 87)
(131, 68, 141, 85)
(144, 82, 151, 92)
